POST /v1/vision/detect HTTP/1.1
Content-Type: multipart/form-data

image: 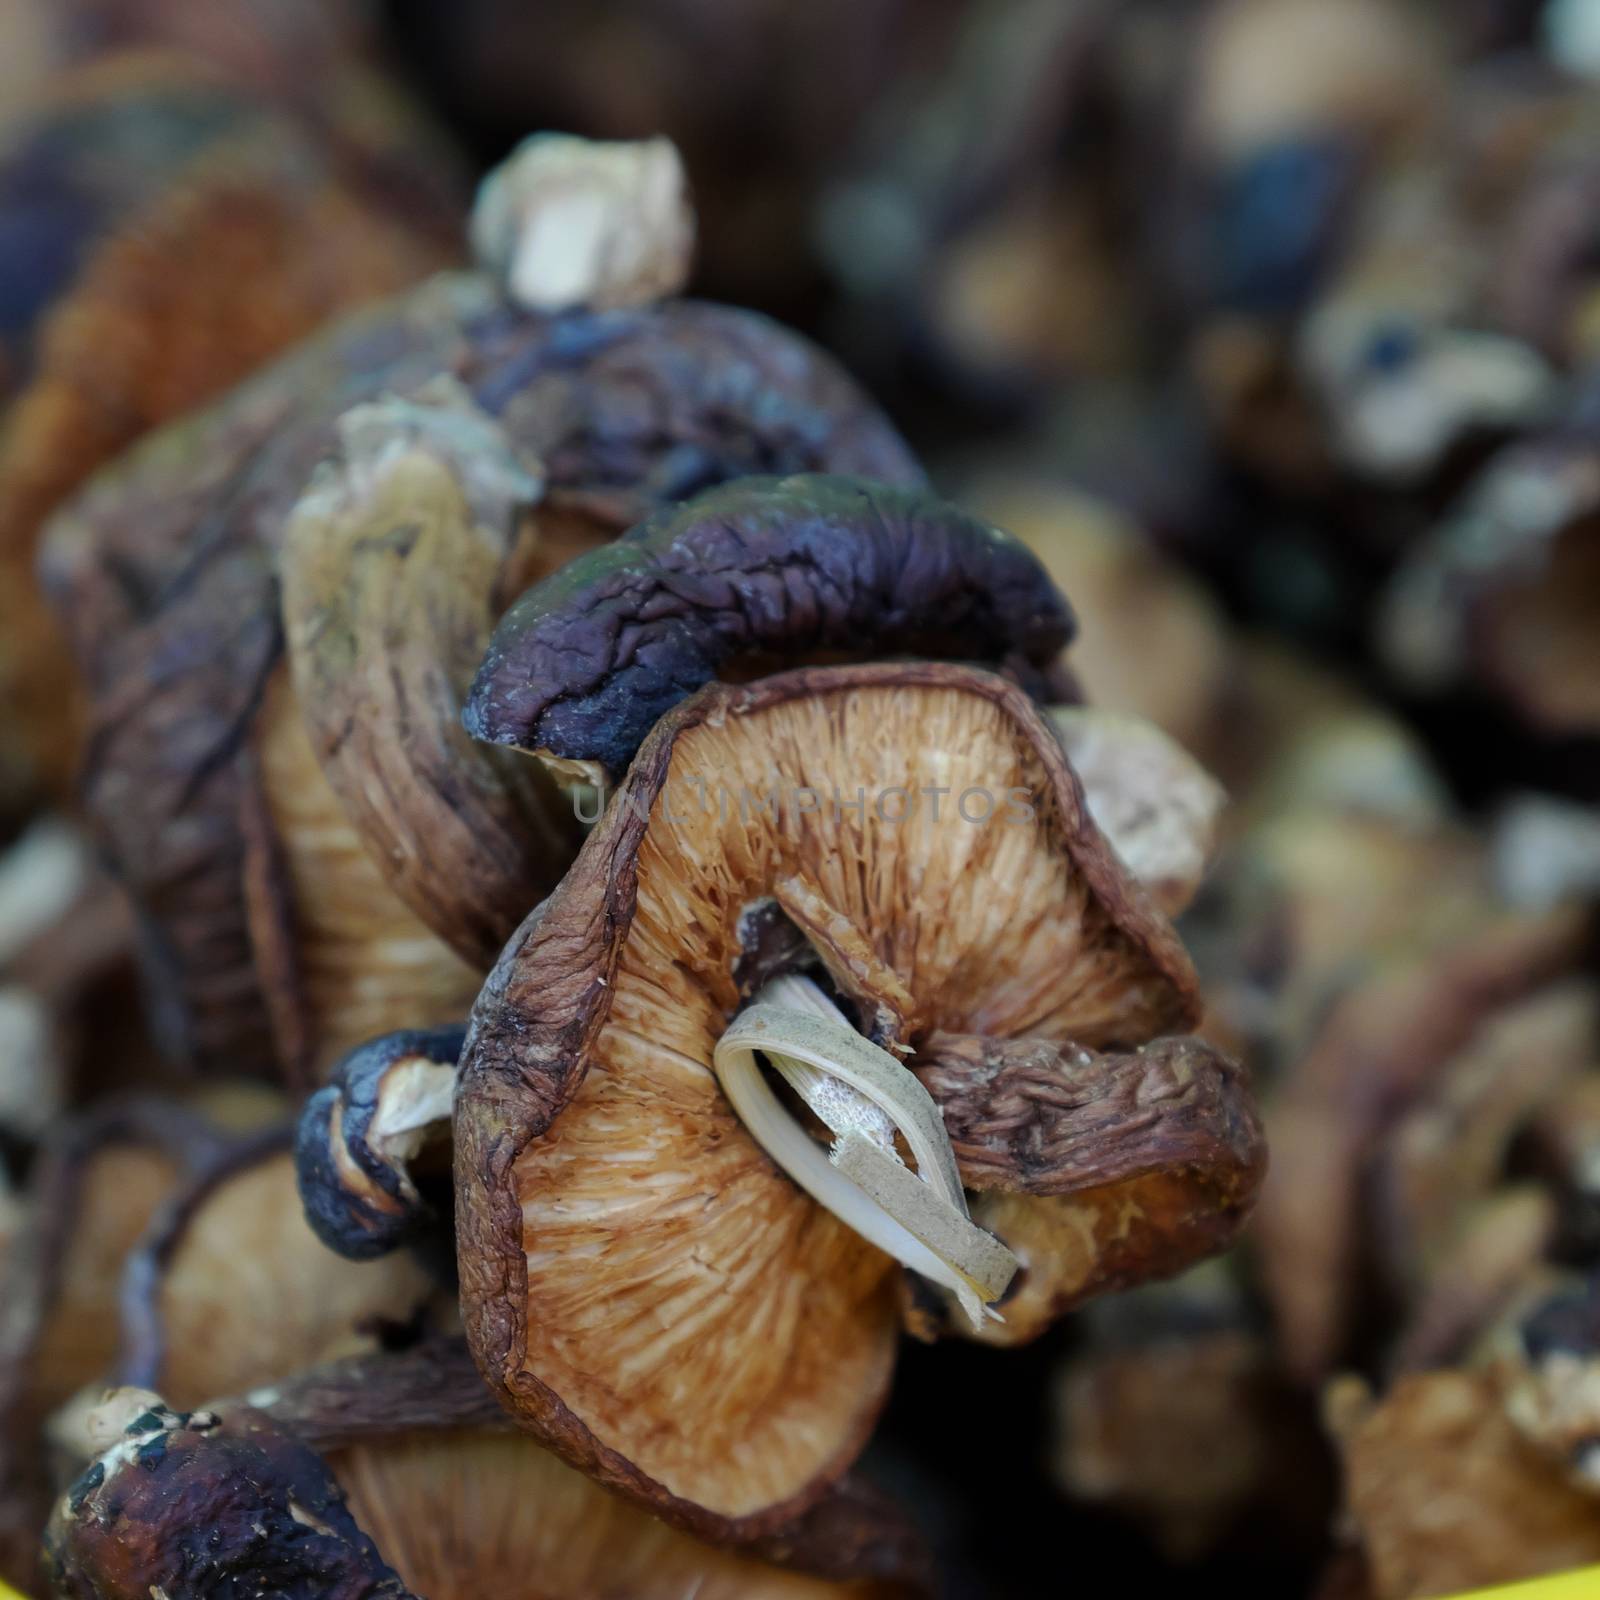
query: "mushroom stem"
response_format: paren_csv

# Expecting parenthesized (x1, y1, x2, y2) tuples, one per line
(714, 974, 1017, 1329)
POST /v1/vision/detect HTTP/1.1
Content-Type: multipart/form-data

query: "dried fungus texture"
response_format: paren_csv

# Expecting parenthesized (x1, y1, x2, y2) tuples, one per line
(916, 1033, 1263, 1341)
(296, 1026, 465, 1261)
(456, 662, 1234, 1538)
(1054, 1323, 1323, 1562)
(44, 275, 921, 1079)
(0, 1100, 246, 1582)
(1256, 905, 1592, 1380)
(0, 51, 458, 815)
(248, 1342, 926, 1597)
(45, 1402, 416, 1600)
(1329, 1369, 1600, 1600)
(280, 392, 573, 977)
(970, 482, 1232, 758)
(465, 472, 1076, 781)
(1383, 428, 1600, 739)
(117, 1145, 435, 1410)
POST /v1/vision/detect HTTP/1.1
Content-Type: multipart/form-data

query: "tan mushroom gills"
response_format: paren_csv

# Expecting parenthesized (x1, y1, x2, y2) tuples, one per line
(714, 973, 1018, 1330)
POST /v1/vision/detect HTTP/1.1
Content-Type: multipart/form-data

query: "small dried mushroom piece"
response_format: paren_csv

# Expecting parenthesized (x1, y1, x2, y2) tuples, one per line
(464, 472, 1076, 785)
(915, 1031, 1264, 1344)
(1502, 1278, 1600, 1489)
(1049, 708, 1226, 918)
(1380, 423, 1600, 740)
(1326, 1367, 1600, 1600)
(45, 216, 922, 1081)
(471, 132, 695, 313)
(296, 1027, 465, 1260)
(456, 661, 1242, 1535)
(45, 1394, 417, 1600)
(115, 1141, 435, 1411)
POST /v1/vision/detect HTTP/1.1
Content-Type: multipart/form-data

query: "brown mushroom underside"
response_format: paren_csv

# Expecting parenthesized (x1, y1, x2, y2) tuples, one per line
(264, 1342, 928, 1595)
(457, 661, 1205, 1535)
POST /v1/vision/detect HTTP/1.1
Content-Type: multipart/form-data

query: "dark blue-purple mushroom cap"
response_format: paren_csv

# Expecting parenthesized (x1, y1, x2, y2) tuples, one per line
(295, 1025, 466, 1262)
(462, 472, 1076, 781)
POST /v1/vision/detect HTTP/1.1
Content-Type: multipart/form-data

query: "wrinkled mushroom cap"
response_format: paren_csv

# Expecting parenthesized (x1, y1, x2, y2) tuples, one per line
(458, 661, 1200, 1531)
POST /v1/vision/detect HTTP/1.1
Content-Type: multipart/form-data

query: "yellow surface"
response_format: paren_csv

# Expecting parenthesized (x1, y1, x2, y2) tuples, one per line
(1451, 1568, 1600, 1599)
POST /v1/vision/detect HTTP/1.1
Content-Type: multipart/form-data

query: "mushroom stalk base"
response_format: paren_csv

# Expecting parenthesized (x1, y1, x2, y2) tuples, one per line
(714, 975, 1017, 1329)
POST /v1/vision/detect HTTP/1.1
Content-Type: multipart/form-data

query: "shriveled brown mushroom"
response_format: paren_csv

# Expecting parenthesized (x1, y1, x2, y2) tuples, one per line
(296, 1027, 465, 1261)
(46, 1344, 927, 1598)
(115, 1140, 436, 1411)
(0, 48, 460, 822)
(1326, 1364, 1600, 1599)
(43, 152, 923, 1084)
(1256, 904, 1593, 1380)
(456, 661, 1262, 1538)
(45, 1392, 419, 1600)
(0, 1098, 266, 1581)
(1381, 420, 1600, 742)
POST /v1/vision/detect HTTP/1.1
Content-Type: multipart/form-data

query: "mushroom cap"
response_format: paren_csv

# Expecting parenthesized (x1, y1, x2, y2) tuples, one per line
(45, 1398, 416, 1600)
(43, 276, 922, 1080)
(119, 1142, 435, 1409)
(1329, 1367, 1600, 1598)
(463, 472, 1076, 780)
(1256, 903, 1592, 1381)
(0, 49, 456, 817)
(259, 1341, 929, 1596)
(457, 661, 1200, 1533)
(1381, 429, 1600, 740)
(296, 1026, 465, 1260)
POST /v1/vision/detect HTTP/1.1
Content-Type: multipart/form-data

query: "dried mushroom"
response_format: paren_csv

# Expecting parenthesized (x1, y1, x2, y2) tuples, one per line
(1051, 1269, 1332, 1563)
(463, 472, 1076, 784)
(0, 1099, 258, 1580)
(471, 133, 695, 314)
(456, 660, 1260, 1537)
(1501, 1277, 1600, 1489)
(0, 49, 458, 819)
(1256, 904, 1592, 1379)
(116, 1141, 435, 1410)
(1381, 419, 1600, 743)
(43, 144, 922, 1082)
(45, 1393, 417, 1600)
(1049, 708, 1225, 919)
(46, 1344, 926, 1598)
(966, 480, 1233, 760)
(1327, 1366, 1600, 1600)
(296, 1027, 465, 1261)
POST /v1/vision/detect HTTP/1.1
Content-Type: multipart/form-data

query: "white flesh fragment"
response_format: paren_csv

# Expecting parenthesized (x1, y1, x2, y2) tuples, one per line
(714, 974, 1017, 1329)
